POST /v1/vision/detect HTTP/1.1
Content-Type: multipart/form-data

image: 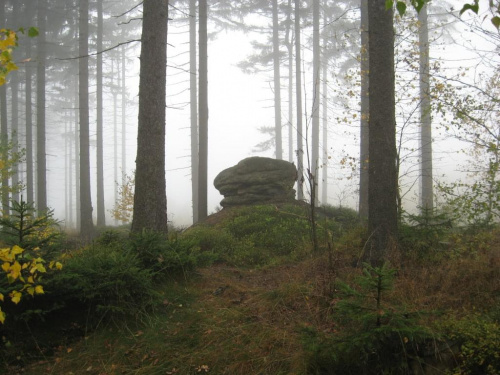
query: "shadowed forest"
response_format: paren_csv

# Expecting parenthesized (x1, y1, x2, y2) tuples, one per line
(1, 0, 500, 374)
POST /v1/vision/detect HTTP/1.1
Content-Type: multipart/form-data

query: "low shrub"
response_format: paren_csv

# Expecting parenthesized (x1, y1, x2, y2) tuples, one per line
(129, 230, 217, 277)
(439, 314, 500, 375)
(47, 244, 156, 317)
(303, 263, 433, 374)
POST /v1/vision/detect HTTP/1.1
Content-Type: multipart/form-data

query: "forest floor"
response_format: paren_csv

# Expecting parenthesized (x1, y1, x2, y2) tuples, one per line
(2, 206, 500, 374)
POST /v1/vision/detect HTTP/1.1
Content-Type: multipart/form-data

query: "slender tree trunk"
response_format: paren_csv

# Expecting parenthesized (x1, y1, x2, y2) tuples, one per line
(311, 0, 320, 207)
(9, 0, 20, 204)
(36, 0, 47, 214)
(359, 0, 369, 221)
(111, 59, 118, 225)
(0, 3, 8, 214)
(295, 0, 304, 200)
(96, 0, 105, 227)
(366, 0, 398, 266)
(272, 0, 283, 160)
(10, 70, 19, 203)
(79, 0, 94, 239)
(198, 0, 208, 220)
(25, 2, 34, 205)
(0, 80, 7, 214)
(121, 44, 126, 187)
(131, 0, 169, 233)
(190, 0, 199, 224)
(285, 0, 293, 163)
(419, 4, 433, 212)
(321, 17, 328, 205)
(74, 77, 80, 231)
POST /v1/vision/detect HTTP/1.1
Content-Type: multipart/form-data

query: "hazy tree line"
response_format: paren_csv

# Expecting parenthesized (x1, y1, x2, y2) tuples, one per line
(1, 0, 498, 264)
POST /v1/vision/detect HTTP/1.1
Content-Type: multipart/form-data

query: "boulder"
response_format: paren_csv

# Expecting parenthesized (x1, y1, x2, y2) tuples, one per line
(214, 156, 297, 207)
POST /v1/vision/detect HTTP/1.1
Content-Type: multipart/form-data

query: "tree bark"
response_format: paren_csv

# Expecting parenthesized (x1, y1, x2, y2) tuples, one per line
(131, 0, 169, 234)
(79, 0, 94, 239)
(419, 4, 433, 212)
(366, 0, 398, 266)
(359, 0, 369, 221)
(190, 0, 199, 224)
(198, 0, 208, 220)
(311, 0, 320, 206)
(25, 1, 35, 205)
(36, 0, 47, 214)
(96, 0, 105, 227)
(272, 0, 283, 160)
(295, 0, 304, 201)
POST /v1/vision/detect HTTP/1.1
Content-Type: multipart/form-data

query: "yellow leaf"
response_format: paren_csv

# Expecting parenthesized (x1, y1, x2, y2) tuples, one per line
(0, 293, 4, 302)
(1, 262, 10, 273)
(10, 261, 22, 280)
(0, 309, 5, 324)
(11, 245, 23, 255)
(10, 291, 22, 304)
(27, 276, 34, 284)
(56, 262, 63, 270)
(26, 286, 34, 296)
(35, 285, 44, 294)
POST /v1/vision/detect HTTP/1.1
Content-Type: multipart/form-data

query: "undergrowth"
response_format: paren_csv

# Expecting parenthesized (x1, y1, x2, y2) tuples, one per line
(1, 205, 499, 374)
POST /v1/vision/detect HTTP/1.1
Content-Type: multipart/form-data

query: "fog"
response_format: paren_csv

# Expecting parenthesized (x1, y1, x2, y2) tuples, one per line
(3, 0, 498, 229)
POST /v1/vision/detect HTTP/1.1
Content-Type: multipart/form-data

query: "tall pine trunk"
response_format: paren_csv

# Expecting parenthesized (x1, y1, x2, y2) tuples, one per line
(36, 0, 47, 214)
(198, 0, 208, 221)
(79, 0, 94, 239)
(131, 0, 169, 233)
(0, 2, 8, 213)
(321, 15, 328, 205)
(419, 4, 433, 212)
(294, 0, 304, 200)
(311, 0, 320, 206)
(359, 0, 369, 221)
(366, 0, 398, 266)
(96, 0, 105, 227)
(285, 0, 293, 163)
(190, 0, 199, 224)
(272, 0, 283, 160)
(25, 1, 35, 205)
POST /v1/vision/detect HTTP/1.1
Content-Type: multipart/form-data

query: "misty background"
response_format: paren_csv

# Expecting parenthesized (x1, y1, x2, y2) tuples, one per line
(1, 0, 497, 228)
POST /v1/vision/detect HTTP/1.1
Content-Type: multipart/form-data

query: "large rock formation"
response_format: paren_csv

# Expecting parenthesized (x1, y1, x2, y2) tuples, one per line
(214, 157, 297, 207)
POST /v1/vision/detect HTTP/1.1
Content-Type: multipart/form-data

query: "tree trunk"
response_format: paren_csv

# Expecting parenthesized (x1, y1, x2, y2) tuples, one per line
(285, 0, 293, 163)
(272, 0, 283, 160)
(131, 0, 169, 234)
(366, 0, 398, 266)
(79, 0, 94, 239)
(96, 0, 105, 227)
(321, 15, 328, 205)
(419, 4, 433, 212)
(198, 0, 208, 220)
(359, 0, 369, 221)
(295, 0, 304, 201)
(36, 0, 47, 214)
(74, 76, 80, 231)
(25, 1, 34, 205)
(121, 44, 127, 189)
(311, 0, 320, 207)
(190, 0, 199, 224)
(0, 2, 8, 214)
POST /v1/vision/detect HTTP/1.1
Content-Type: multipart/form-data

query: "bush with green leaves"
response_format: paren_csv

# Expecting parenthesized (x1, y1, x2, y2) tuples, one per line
(438, 314, 500, 375)
(303, 263, 433, 374)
